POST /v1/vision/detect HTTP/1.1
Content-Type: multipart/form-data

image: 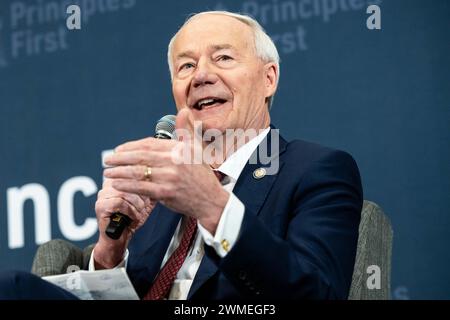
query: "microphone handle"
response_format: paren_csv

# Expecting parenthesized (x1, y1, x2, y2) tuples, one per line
(105, 131, 172, 240)
(105, 213, 132, 240)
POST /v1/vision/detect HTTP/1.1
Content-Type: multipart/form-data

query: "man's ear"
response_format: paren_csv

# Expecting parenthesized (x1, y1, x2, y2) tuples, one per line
(264, 62, 278, 99)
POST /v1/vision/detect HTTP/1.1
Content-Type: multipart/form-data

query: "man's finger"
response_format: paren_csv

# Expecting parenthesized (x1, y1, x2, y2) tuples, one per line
(103, 166, 176, 183)
(111, 179, 172, 200)
(114, 137, 177, 153)
(101, 179, 152, 207)
(96, 198, 142, 222)
(175, 108, 196, 143)
(98, 189, 148, 213)
(104, 150, 174, 167)
(103, 165, 148, 180)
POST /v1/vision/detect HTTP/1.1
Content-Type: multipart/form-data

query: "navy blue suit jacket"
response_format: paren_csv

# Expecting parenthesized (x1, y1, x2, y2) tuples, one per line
(127, 128, 363, 300)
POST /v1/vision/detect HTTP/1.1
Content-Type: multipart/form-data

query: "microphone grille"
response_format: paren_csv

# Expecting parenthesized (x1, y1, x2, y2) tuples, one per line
(155, 114, 176, 139)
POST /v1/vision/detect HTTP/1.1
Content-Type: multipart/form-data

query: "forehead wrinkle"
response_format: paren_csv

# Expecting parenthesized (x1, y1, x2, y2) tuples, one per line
(174, 43, 240, 61)
(175, 50, 196, 61)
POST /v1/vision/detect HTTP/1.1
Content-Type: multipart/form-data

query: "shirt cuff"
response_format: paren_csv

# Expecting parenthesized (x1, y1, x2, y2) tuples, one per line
(198, 192, 245, 257)
(88, 247, 129, 271)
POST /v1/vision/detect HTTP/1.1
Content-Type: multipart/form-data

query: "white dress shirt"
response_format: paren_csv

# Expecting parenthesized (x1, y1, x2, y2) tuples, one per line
(89, 127, 270, 300)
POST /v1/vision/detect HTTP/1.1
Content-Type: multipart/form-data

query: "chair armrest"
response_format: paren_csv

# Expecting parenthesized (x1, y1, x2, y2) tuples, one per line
(31, 239, 84, 277)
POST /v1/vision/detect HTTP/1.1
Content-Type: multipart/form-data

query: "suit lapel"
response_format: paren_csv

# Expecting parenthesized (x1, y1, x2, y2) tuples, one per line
(233, 128, 286, 217)
(188, 127, 288, 298)
(132, 207, 181, 283)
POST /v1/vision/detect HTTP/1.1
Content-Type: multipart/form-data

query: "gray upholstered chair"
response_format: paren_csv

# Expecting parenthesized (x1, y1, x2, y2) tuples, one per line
(32, 200, 393, 300)
(32, 240, 94, 276)
(348, 200, 393, 299)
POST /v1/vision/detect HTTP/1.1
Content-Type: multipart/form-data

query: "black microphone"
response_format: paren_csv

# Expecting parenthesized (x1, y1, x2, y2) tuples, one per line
(105, 114, 176, 240)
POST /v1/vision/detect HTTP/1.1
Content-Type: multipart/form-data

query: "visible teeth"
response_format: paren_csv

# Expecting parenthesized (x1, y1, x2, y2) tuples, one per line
(198, 98, 215, 107)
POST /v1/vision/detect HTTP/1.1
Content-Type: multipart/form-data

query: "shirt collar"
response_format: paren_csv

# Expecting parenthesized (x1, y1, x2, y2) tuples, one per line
(217, 127, 270, 182)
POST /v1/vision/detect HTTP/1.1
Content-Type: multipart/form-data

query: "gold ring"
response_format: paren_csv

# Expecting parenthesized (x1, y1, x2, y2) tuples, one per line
(144, 166, 152, 180)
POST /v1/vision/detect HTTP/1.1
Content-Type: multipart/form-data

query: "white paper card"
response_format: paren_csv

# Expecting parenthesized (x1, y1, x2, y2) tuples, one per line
(42, 268, 139, 300)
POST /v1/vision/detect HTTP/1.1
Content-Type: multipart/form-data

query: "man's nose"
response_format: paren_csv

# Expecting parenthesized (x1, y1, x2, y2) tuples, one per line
(192, 61, 218, 88)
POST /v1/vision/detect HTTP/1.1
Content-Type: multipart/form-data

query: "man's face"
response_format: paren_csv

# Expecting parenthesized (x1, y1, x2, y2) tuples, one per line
(170, 14, 277, 133)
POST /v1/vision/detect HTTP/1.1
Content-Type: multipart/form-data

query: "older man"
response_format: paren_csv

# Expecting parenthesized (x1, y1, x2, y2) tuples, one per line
(92, 11, 362, 300)
(0, 11, 362, 300)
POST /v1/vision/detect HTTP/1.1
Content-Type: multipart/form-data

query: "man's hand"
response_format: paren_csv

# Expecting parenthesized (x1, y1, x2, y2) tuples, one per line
(93, 178, 155, 269)
(103, 108, 230, 234)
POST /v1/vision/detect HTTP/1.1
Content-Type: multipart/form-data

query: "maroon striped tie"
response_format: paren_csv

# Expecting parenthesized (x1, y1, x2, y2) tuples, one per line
(143, 169, 224, 300)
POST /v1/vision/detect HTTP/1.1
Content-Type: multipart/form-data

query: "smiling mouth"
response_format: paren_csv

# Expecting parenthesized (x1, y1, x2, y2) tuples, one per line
(193, 98, 227, 111)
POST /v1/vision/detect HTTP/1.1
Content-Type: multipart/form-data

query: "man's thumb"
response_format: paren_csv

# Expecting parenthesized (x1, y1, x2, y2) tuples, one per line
(175, 108, 197, 142)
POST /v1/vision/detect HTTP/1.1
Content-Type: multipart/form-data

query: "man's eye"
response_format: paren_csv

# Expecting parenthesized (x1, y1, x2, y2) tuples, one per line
(218, 55, 233, 61)
(180, 63, 194, 71)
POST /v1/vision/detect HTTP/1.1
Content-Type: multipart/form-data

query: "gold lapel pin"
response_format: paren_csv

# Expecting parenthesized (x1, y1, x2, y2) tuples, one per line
(253, 167, 267, 179)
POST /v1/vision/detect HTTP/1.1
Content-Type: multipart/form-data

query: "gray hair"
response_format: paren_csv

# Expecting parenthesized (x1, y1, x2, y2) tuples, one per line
(167, 11, 280, 108)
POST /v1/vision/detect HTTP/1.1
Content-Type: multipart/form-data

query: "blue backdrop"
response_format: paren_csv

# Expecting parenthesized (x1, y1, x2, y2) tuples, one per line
(0, 0, 449, 299)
